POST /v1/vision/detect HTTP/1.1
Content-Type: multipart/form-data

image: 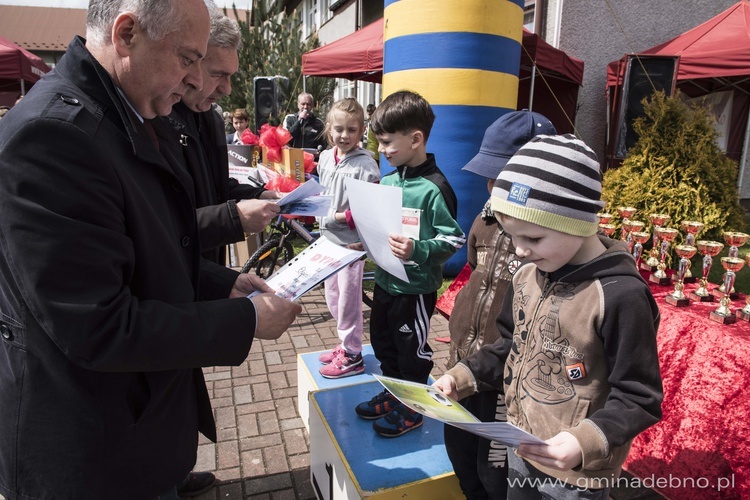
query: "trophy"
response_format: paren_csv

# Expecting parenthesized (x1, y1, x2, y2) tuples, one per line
(597, 212, 613, 224)
(709, 256, 745, 324)
(738, 253, 750, 322)
(690, 240, 725, 302)
(631, 231, 652, 267)
(649, 227, 679, 285)
(617, 206, 638, 240)
(622, 220, 646, 253)
(719, 231, 749, 299)
(643, 213, 671, 272)
(679, 221, 704, 283)
(598, 223, 616, 238)
(665, 245, 697, 307)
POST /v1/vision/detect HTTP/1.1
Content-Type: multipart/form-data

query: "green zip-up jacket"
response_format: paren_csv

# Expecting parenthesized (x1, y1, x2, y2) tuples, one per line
(375, 154, 466, 295)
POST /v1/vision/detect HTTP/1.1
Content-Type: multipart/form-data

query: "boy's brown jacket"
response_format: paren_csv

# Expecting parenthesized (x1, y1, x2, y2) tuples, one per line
(447, 237, 663, 489)
(448, 207, 516, 367)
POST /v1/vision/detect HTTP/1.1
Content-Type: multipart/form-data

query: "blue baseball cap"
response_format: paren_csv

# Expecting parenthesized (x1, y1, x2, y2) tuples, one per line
(462, 110, 557, 179)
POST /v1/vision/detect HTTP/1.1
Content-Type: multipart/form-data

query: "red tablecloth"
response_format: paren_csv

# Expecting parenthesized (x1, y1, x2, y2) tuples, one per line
(623, 275, 750, 499)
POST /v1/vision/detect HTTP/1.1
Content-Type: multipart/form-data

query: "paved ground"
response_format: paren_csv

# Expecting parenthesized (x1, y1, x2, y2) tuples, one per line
(191, 285, 453, 500)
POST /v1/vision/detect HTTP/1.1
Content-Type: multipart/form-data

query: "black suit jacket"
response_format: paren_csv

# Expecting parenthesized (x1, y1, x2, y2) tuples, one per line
(0, 37, 258, 499)
(166, 103, 266, 266)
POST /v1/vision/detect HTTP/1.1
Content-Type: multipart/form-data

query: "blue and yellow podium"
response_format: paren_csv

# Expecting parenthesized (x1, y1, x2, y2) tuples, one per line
(309, 381, 463, 499)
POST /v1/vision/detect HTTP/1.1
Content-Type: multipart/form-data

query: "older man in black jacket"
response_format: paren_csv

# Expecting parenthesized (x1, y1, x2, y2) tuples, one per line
(0, 1, 300, 499)
(166, 12, 281, 269)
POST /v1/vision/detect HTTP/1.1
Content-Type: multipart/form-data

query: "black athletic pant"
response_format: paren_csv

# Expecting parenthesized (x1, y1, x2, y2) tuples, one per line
(370, 284, 435, 384)
(444, 390, 509, 499)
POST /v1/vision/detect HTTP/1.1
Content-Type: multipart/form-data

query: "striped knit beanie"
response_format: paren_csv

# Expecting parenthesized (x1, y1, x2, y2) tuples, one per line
(491, 134, 604, 236)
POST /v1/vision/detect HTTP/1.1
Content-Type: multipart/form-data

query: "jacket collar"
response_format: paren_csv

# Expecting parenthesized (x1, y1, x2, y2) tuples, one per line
(56, 36, 169, 166)
(546, 236, 643, 284)
(395, 153, 438, 179)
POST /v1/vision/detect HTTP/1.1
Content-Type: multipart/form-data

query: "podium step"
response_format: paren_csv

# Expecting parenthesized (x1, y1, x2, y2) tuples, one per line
(309, 381, 463, 499)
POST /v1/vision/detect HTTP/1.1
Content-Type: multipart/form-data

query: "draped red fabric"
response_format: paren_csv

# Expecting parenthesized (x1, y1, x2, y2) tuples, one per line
(624, 272, 750, 499)
(435, 262, 472, 319)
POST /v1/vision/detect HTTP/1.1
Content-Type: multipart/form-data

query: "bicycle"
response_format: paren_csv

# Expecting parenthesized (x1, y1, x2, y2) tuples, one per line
(240, 214, 319, 278)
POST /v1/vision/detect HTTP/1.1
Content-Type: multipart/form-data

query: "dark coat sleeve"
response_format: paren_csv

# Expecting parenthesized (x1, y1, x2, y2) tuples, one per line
(199, 258, 241, 301)
(0, 115, 257, 372)
(196, 201, 246, 252)
(589, 276, 663, 447)
(459, 276, 516, 392)
(226, 177, 266, 201)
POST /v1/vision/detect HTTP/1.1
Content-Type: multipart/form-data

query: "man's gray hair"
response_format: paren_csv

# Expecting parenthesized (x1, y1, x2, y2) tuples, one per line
(86, 0, 217, 47)
(209, 11, 242, 50)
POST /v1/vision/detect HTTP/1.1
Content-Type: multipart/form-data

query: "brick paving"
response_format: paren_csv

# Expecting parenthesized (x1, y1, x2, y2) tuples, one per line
(192, 285, 453, 500)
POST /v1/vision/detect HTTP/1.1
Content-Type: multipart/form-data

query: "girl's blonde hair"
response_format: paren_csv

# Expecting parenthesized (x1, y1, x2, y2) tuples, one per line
(325, 98, 366, 147)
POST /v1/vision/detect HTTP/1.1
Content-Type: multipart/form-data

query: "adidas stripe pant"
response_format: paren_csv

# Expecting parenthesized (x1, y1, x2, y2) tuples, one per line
(369, 284, 436, 384)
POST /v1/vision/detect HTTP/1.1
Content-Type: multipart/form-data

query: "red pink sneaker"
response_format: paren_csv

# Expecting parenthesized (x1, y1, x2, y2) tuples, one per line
(318, 345, 345, 364)
(319, 350, 364, 379)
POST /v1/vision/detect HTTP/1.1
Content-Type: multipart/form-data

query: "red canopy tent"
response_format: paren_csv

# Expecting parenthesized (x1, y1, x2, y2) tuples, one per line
(302, 19, 584, 133)
(605, 1, 750, 169)
(0, 35, 51, 107)
(302, 18, 384, 84)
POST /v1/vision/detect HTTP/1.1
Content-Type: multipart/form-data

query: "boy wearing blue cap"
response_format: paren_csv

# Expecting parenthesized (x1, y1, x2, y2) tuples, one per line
(445, 110, 556, 499)
(436, 135, 663, 499)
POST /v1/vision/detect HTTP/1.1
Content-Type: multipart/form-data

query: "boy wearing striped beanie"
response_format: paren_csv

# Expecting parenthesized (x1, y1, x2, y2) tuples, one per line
(435, 134, 663, 497)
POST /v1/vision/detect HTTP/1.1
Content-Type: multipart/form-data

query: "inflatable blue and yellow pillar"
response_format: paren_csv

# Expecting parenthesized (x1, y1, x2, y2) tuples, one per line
(382, 0, 524, 275)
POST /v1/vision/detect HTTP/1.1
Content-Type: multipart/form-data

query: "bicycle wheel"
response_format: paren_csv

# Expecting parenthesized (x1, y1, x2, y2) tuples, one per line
(255, 239, 295, 279)
(241, 238, 279, 274)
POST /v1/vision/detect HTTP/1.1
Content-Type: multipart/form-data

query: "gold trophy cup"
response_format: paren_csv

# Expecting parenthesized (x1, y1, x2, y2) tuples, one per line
(649, 227, 679, 285)
(598, 223, 616, 238)
(597, 212, 613, 225)
(709, 256, 746, 324)
(631, 231, 652, 267)
(679, 221, 704, 283)
(738, 253, 750, 322)
(665, 245, 697, 307)
(617, 206, 638, 240)
(622, 220, 645, 253)
(690, 240, 725, 302)
(643, 213, 671, 272)
(719, 231, 749, 299)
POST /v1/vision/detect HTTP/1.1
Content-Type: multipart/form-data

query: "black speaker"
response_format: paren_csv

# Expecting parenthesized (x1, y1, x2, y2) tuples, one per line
(253, 76, 288, 133)
(614, 55, 679, 158)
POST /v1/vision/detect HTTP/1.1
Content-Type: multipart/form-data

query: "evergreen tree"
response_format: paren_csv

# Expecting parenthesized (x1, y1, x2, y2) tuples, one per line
(602, 90, 745, 242)
(220, 1, 335, 131)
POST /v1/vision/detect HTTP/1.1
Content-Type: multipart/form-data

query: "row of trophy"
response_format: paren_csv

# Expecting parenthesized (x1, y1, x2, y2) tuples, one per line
(597, 207, 750, 325)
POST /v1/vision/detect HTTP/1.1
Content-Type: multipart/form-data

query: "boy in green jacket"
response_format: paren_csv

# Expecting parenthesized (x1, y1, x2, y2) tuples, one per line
(355, 90, 465, 437)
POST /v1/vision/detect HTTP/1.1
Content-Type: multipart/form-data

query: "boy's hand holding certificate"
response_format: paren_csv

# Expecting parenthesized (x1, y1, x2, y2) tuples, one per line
(374, 375, 545, 448)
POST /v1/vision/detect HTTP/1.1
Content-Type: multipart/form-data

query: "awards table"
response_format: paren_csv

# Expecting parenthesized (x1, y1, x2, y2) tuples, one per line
(623, 275, 750, 499)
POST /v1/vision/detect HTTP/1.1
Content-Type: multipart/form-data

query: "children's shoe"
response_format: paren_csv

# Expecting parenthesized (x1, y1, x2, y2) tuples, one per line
(372, 404, 423, 437)
(319, 351, 364, 379)
(318, 345, 345, 364)
(355, 390, 398, 420)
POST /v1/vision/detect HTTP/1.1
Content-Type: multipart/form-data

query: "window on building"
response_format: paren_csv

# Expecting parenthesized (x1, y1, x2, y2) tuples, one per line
(524, 0, 536, 31)
(307, 0, 318, 34)
(320, 0, 331, 23)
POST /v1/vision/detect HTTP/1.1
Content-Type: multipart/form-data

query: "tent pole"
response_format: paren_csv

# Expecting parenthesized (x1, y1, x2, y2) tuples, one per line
(528, 68, 536, 111)
(20, 80, 25, 95)
(738, 105, 750, 199)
